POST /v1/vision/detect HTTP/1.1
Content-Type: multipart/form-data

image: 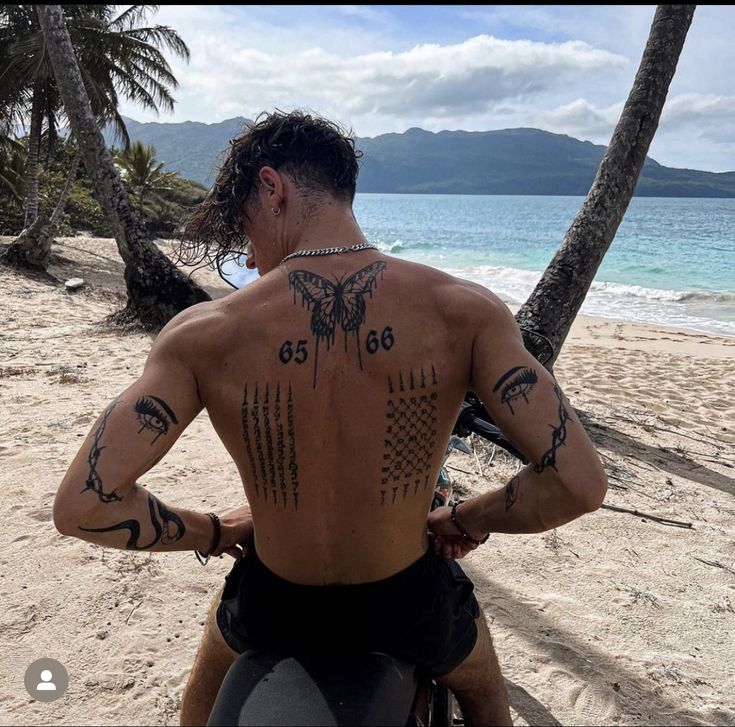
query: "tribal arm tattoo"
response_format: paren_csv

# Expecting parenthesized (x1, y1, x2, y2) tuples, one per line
(533, 384, 571, 474)
(78, 488, 186, 550)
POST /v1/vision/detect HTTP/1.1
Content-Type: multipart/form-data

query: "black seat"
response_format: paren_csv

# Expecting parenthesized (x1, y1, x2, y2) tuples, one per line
(207, 649, 418, 726)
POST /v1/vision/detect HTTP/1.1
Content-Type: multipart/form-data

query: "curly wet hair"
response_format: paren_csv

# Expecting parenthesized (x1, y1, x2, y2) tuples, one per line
(176, 110, 362, 268)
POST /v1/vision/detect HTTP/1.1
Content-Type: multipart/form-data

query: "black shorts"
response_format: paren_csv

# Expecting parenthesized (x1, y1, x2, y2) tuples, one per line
(216, 545, 480, 677)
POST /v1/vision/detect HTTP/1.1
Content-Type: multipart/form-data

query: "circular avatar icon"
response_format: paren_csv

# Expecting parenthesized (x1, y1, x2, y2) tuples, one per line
(24, 658, 69, 702)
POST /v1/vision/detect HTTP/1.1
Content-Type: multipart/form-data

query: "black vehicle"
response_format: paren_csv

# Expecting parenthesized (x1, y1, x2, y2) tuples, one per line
(209, 257, 554, 726)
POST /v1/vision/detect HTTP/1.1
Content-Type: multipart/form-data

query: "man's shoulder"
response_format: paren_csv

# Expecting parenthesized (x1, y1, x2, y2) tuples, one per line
(151, 299, 229, 361)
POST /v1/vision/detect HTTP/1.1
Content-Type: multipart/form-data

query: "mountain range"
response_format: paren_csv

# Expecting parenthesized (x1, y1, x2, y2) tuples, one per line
(105, 116, 735, 198)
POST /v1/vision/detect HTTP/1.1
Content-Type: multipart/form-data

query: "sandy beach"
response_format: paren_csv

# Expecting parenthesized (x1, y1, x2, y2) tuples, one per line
(1, 234, 733, 726)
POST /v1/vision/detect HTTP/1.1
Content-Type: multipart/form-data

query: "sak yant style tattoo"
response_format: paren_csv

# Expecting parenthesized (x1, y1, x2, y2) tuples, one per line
(288, 262, 388, 387)
(79, 492, 185, 550)
(381, 366, 438, 505)
(505, 475, 520, 511)
(533, 383, 571, 474)
(81, 400, 123, 504)
(493, 366, 538, 415)
(242, 382, 300, 509)
(134, 395, 178, 444)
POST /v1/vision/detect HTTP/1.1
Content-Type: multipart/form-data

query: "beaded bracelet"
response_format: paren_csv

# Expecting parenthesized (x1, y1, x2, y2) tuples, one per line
(195, 512, 222, 566)
(450, 501, 490, 546)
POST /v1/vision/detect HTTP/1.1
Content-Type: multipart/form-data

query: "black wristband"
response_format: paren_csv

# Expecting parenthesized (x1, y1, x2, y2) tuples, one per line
(450, 501, 490, 546)
(195, 512, 222, 566)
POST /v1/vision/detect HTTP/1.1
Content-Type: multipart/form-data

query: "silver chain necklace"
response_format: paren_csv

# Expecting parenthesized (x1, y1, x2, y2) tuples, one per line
(280, 242, 379, 264)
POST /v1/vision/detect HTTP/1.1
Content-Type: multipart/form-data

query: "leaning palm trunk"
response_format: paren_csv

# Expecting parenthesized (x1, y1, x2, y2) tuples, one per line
(22, 81, 43, 227)
(3, 151, 80, 269)
(48, 150, 80, 230)
(33, 4, 210, 329)
(514, 5, 696, 368)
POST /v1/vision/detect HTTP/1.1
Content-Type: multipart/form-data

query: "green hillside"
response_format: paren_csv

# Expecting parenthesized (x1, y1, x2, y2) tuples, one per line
(106, 117, 735, 198)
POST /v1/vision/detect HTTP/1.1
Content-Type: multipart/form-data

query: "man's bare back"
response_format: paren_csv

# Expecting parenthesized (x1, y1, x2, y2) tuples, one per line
(178, 252, 480, 584)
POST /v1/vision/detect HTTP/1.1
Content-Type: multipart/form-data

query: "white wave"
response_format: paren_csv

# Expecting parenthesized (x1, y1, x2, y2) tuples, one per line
(436, 264, 735, 336)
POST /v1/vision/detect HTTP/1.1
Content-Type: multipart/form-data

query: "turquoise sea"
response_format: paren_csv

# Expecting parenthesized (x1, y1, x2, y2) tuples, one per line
(353, 194, 735, 337)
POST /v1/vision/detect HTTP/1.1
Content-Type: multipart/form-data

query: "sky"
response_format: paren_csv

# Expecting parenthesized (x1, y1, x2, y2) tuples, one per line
(118, 4, 735, 173)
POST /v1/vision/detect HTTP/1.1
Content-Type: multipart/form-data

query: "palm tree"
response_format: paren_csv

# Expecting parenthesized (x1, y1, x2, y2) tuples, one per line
(515, 5, 696, 367)
(0, 135, 26, 203)
(32, 4, 210, 329)
(0, 4, 189, 267)
(115, 141, 176, 210)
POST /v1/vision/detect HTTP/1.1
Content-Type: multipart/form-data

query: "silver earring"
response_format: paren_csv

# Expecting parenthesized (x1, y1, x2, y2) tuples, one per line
(272, 207, 281, 216)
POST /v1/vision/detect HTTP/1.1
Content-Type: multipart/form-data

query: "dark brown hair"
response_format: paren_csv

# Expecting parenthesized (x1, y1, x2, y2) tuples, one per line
(176, 110, 362, 268)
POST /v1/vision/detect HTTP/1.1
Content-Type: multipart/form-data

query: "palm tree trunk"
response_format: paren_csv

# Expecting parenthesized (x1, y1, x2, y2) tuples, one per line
(49, 151, 80, 229)
(2, 151, 79, 269)
(514, 5, 696, 368)
(23, 80, 43, 228)
(33, 4, 210, 329)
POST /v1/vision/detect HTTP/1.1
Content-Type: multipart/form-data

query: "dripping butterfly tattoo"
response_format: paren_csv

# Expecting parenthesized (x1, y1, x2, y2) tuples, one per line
(288, 261, 387, 387)
(134, 395, 179, 445)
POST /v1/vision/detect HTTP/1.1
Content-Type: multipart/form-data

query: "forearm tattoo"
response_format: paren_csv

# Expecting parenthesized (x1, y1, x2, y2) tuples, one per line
(533, 383, 571, 474)
(134, 395, 178, 444)
(381, 365, 438, 505)
(81, 400, 123, 503)
(242, 382, 300, 509)
(493, 366, 538, 415)
(287, 262, 389, 387)
(505, 475, 520, 511)
(79, 492, 185, 550)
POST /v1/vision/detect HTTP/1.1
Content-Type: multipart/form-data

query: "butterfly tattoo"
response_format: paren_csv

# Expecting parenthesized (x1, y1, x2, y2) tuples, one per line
(288, 261, 387, 386)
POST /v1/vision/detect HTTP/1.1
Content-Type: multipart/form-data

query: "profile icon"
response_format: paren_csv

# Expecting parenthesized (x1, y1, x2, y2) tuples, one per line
(24, 658, 68, 702)
(36, 669, 57, 691)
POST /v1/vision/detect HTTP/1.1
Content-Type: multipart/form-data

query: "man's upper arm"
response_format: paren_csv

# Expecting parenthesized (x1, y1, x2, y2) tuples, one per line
(54, 318, 204, 526)
(468, 289, 606, 506)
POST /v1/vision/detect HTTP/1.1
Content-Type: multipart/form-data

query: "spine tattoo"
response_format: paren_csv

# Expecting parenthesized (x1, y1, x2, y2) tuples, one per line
(381, 365, 438, 505)
(79, 492, 185, 549)
(533, 383, 571, 473)
(242, 382, 300, 509)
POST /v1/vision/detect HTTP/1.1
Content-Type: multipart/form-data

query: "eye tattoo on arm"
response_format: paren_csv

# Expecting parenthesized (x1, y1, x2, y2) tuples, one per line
(492, 366, 538, 415)
(134, 395, 179, 445)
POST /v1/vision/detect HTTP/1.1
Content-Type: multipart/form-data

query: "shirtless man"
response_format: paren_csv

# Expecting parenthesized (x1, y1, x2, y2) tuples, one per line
(53, 111, 607, 726)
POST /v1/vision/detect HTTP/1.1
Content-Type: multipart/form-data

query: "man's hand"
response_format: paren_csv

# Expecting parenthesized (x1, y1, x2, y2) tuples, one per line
(213, 505, 254, 559)
(428, 506, 482, 560)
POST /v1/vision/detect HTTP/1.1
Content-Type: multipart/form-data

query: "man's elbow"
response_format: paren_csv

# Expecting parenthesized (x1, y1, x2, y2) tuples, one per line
(566, 470, 608, 514)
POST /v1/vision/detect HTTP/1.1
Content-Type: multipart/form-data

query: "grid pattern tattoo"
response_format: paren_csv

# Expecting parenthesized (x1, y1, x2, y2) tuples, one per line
(380, 365, 439, 505)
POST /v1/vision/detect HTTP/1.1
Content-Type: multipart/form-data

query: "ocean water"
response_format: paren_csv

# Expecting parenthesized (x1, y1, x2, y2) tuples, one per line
(353, 194, 735, 337)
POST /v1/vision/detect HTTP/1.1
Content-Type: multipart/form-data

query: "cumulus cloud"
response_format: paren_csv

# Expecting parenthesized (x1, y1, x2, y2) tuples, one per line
(175, 34, 626, 121)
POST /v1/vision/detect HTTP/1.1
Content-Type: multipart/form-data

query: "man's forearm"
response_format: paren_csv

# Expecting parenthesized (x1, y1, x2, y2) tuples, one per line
(59, 482, 214, 553)
(459, 464, 595, 535)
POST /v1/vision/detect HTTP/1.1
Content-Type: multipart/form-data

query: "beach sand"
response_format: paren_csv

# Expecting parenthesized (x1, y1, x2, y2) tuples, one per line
(1, 235, 733, 726)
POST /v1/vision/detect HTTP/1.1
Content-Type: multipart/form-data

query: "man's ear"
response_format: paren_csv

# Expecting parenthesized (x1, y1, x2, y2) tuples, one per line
(258, 166, 284, 203)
